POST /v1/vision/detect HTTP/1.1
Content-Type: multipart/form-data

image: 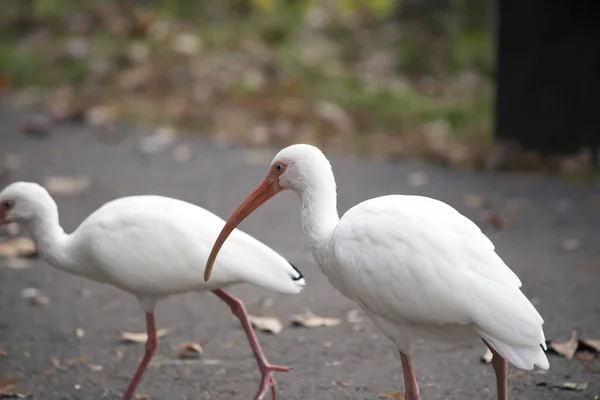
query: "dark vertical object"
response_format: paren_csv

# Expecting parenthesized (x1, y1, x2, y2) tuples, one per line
(495, 0, 600, 158)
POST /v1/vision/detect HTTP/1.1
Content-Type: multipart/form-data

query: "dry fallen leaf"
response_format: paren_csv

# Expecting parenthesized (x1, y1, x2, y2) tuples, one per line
(121, 328, 170, 343)
(346, 309, 364, 324)
(0, 377, 20, 393)
(560, 238, 580, 252)
(2, 259, 33, 270)
(0, 350, 7, 358)
(19, 115, 53, 137)
(67, 356, 88, 365)
(407, 171, 428, 188)
(44, 175, 91, 196)
(220, 341, 236, 350)
(334, 380, 353, 387)
(536, 381, 588, 391)
(86, 105, 118, 125)
(290, 310, 342, 328)
(35, 369, 55, 376)
(173, 144, 193, 163)
(138, 127, 176, 155)
(178, 343, 204, 359)
(20, 287, 50, 306)
(581, 339, 600, 352)
(0, 393, 31, 399)
(50, 358, 61, 369)
(463, 193, 486, 209)
(378, 392, 405, 399)
(546, 331, 600, 361)
(0, 237, 37, 258)
(548, 331, 579, 359)
(480, 209, 510, 230)
(248, 315, 283, 335)
(134, 394, 151, 400)
(88, 364, 104, 372)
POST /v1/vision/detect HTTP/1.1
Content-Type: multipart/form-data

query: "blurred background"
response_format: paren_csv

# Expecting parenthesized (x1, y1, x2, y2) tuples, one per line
(1, 1, 600, 399)
(2, 0, 497, 167)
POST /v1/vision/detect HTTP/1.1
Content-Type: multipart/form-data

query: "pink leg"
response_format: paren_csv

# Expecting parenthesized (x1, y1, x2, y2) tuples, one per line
(213, 289, 291, 400)
(122, 313, 158, 400)
(399, 352, 420, 400)
(483, 340, 508, 400)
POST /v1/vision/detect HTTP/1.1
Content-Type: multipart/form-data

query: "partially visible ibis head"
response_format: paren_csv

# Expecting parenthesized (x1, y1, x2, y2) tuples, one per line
(204, 144, 336, 281)
(0, 182, 56, 226)
(267, 144, 335, 195)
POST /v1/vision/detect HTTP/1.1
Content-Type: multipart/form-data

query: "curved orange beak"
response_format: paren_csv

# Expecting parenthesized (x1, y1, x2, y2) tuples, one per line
(204, 172, 283, 281)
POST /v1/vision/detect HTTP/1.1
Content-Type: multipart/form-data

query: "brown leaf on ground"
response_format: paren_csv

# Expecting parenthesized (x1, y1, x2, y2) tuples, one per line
(463, 193, 487, 209)
(0, 393, 31, 399)
(290, 310, 341, 328)
(0, 350, 7, 358)
(35, 369, 55, 376)
(536, 381, 588, 391)
(19, 115, 53, 137)
(377, 392, 405, 399)
(248, 315, 283, 335)
(121, 328, 170, 343)
(560, 238, 580, 252)
(407, 171, 428, 188)
(50, 358, 61, 369)
(548, 331, 579, 359)
(0, 377, 20, 393)
(44, 175, 91, 196)
(546, 331, 599, 361)
(173, 144, 193, 163)
(0, 76, 12, 95)
(178, 343, 204, 359)
(20, 287, 50, 306)
(0, 237, 37, 258)
(334, 380, 353, 387)
(66, 356, 88, 365)
(138, 127, 176, 155)
(88, 364, 104, 372)
(346, 309, 364, 324)
(480, 209, 510, 230)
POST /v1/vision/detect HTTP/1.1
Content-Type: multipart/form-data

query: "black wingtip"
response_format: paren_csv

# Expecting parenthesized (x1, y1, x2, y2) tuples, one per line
(288, 261, 304, 281)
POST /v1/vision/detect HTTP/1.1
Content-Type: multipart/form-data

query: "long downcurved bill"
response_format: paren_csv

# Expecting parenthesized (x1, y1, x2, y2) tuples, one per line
(204, 176, 282, 281)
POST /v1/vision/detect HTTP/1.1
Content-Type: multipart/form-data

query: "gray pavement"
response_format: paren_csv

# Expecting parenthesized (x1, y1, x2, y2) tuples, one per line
(0, 104, 599, 399)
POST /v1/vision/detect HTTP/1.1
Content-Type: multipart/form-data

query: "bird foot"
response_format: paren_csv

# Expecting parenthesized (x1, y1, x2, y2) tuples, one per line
(253, 363, 291, 400)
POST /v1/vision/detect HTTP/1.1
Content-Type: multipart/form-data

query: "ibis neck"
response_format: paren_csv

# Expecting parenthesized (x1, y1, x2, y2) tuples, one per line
(299, 178, 339, 265)
(26, 211, 76, 273)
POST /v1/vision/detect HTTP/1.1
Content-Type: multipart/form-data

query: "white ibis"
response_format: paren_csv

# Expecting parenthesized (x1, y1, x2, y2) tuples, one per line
(0, 181, 305, 400)
(204, 144, 549, 400)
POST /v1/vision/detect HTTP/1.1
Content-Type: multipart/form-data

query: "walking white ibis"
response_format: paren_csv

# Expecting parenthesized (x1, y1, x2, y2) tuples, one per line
(204, 144, 549, 400)
(0, 181, 305, 400)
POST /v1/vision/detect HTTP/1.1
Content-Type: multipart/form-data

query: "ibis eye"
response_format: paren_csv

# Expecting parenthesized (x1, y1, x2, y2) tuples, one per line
(4, 201, 13, 210)
(275, 164, 283, 172)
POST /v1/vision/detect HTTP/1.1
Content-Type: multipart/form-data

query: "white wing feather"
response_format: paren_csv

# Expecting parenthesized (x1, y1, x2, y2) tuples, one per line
(330, 195, 547, 369)
(70, 196, 304, 296)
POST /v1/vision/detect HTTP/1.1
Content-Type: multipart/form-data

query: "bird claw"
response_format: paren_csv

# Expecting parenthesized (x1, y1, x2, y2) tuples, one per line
(252, 364, 292, 400)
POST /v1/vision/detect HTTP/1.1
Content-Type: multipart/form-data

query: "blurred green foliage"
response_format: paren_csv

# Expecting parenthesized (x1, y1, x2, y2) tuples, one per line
(0, 0, 495, 163)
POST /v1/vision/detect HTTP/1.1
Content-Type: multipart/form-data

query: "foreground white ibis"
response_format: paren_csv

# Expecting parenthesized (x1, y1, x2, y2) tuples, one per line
(0, 181, 304, 400)
(204, 144, 549, 400)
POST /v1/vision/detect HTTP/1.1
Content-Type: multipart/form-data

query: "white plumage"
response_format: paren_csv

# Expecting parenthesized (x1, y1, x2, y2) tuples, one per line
(0, 181, 303, 400)
(204, 144, 549, 400)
